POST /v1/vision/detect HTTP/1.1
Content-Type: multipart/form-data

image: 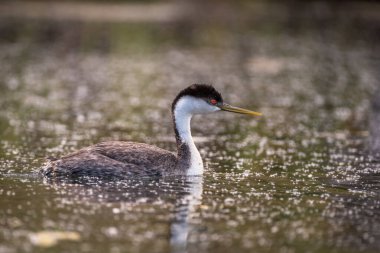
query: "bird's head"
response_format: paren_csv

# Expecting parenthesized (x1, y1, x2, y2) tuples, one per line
(172, 84, 262, 117)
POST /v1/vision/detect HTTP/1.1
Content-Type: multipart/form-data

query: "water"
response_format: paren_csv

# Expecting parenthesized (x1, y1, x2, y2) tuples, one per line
(0, 2, 380, 253)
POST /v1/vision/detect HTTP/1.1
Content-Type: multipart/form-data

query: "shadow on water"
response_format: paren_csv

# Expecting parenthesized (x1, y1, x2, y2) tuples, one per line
(370, 89, 380, 159)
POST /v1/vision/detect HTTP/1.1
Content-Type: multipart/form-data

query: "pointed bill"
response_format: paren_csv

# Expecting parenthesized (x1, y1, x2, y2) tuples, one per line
(219, 103, 262, 116)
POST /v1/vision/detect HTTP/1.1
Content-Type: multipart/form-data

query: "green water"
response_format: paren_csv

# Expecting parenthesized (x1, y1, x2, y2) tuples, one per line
(1, 2, 380, 253)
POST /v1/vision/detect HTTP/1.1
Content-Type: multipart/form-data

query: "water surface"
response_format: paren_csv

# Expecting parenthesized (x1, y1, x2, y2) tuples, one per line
(0, 2, 380, 253)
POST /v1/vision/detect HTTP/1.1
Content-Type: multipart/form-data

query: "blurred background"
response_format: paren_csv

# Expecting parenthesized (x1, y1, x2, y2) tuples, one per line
(0, 1, 380, 253)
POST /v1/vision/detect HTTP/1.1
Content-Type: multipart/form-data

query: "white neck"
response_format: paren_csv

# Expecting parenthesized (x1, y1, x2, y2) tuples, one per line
(174, 97, 207, 175)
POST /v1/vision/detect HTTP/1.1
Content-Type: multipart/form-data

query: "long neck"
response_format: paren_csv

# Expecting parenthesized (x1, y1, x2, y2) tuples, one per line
(172, 102, 204, 175)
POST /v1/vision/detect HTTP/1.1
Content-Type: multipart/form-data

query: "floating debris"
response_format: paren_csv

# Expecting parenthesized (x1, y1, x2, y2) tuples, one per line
(29, 231, 81, 247)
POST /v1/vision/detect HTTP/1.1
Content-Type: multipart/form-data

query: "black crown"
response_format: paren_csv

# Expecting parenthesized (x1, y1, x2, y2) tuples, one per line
(172, 84, 223, 111)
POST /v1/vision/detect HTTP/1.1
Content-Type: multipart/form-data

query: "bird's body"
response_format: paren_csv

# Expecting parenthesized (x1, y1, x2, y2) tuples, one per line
(43, 141, 177, 178)
(41, 84, 261, 178)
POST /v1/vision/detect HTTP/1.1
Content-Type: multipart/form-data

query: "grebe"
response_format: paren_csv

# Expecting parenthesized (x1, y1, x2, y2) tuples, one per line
(42, 84, 261, 178)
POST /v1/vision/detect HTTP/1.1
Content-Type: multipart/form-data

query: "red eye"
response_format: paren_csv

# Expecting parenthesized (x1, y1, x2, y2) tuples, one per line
(210, 99, 217, 105)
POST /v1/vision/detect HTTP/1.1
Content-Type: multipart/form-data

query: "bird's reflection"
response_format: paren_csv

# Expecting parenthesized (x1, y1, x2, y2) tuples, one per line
(42, 174, 204, 252)
(170, 176, 203, 253)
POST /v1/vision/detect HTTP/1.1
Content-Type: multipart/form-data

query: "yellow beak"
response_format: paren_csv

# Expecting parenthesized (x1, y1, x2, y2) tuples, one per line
(219, 103, 262, 116)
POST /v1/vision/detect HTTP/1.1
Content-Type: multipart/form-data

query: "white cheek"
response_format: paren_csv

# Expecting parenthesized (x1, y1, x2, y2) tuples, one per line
(193, 101, 220, 114)
(176, 96, 220, 115)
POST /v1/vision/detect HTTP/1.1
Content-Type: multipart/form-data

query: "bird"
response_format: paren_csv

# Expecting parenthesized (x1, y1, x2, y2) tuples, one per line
(41, 84, 262, 178)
